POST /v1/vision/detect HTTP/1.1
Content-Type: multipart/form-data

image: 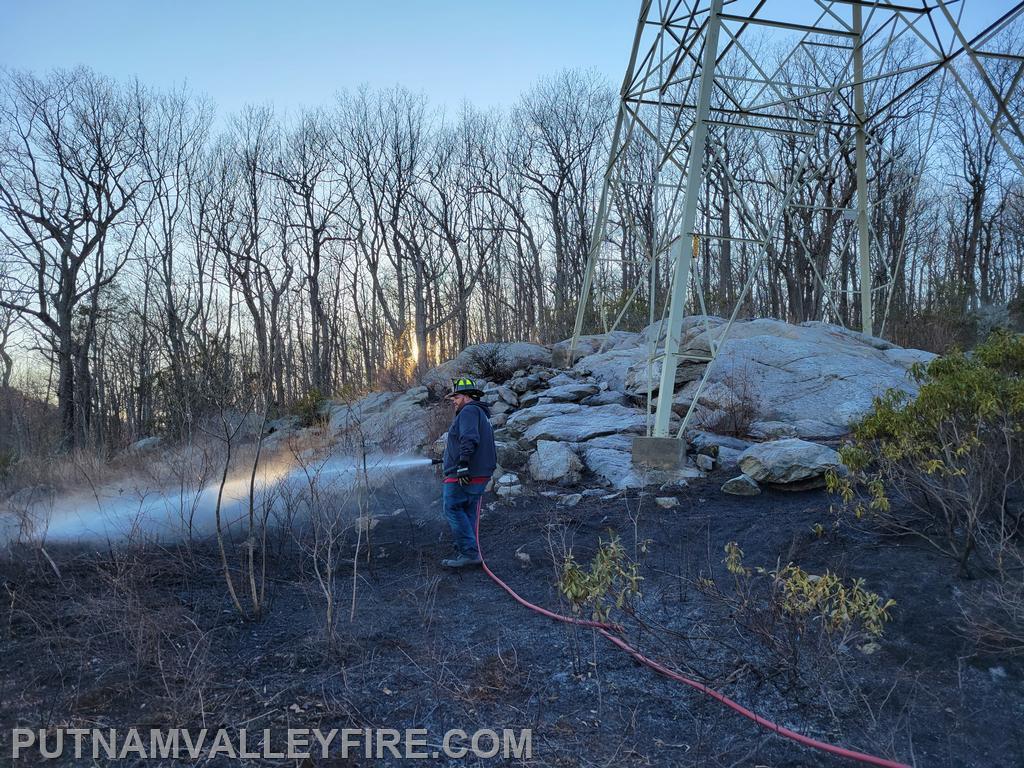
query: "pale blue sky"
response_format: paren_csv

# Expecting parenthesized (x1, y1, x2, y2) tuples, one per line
(0, 1, 1000, 121)
(1, 0, 636, 118)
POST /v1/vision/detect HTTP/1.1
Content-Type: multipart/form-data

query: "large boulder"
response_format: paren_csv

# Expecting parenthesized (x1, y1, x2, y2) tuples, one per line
(127, 436, 163, 454)
(327, 387, 431, 452)
(737, 438, 841, 485)
(569, 318, 932, 439)
(422, 342, 551, 394)
(690, 320, 934, 437)
(528, 440, 583, 484)
(639, 315, 727, 349)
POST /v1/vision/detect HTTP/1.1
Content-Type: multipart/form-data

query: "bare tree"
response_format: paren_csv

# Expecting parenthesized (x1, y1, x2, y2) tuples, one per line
(0, 68, 152, 448)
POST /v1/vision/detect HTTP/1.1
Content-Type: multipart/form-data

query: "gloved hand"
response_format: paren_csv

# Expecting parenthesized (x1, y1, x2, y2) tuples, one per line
(455, 462, 471, 486)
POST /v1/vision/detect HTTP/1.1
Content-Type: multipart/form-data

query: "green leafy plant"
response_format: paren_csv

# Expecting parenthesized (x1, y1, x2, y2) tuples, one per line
(772, 564, 896, 640)
(559, 534, 642, 622)
(828, 331, 1024, 575)
(711, 542, 896, 651)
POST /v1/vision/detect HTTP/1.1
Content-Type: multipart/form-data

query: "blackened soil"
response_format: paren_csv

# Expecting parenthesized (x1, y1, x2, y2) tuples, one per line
(2, 471, 1022, 767)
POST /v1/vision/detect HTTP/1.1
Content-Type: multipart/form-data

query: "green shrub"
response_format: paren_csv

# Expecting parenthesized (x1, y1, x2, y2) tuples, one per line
(828, 331, 1024, 575)
(293, 387, 327, 427)
(702, 542, 896, 674)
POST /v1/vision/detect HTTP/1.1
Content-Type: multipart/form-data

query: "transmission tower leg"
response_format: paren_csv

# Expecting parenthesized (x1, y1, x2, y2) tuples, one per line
(853, 3, 872, 336)
(650, 0, 723, 439)
(566, 1, 651, 367)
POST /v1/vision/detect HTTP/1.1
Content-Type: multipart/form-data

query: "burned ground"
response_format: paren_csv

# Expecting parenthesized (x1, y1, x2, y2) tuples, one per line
(1, 467, 1022, 766)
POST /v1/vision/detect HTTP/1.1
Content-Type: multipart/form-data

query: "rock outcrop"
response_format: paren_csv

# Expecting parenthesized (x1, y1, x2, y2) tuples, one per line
(309, 318, 930, 495)
(573, 316, 933, 438)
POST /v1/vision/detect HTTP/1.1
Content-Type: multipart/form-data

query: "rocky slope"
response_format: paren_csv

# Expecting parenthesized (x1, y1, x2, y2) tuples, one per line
(315, 317, 934, 496)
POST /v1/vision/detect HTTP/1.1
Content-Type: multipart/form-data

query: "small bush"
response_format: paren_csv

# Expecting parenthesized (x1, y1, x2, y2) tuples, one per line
(695, 359, 759, 437)
(706, 542, 896, 666)
(463, 344, 515, 383)
(560, 534, 642, 622)
(828, 331, 1024, 575)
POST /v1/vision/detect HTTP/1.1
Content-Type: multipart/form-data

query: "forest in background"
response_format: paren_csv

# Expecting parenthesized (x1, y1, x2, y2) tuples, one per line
(1, 29, 1022, 454)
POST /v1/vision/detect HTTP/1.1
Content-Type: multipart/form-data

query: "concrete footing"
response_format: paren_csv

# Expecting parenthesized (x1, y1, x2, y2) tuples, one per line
(631, 436, 688, 471)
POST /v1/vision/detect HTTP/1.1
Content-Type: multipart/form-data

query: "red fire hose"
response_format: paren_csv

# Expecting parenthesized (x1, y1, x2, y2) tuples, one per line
(472, 498, 910, 768)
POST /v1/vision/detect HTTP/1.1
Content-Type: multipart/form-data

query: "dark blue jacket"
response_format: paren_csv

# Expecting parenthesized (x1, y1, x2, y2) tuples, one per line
(443, 400, 497, 478)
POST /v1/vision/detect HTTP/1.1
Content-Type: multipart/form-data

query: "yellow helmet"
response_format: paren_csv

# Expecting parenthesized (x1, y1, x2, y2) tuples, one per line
(447, 377, 484, 399)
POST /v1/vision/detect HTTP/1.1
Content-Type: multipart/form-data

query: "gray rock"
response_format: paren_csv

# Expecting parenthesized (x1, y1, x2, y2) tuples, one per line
(688, 431, 752, 453)
(573, 346, 647, 392)
(722, 474, 761, 496)
(490, 413, 508, 428)
(553, 331, 642, 361)
(579, 446, 697, 490)
(695, 454, 714, 472)
(695, 319, 931, 436)
(518, 390, 544, 409)
(495, 471, 523, 498)
(655, 497, 679, 509)
(582, 390, 630, 407)
(542, 383, 600, 402)
(558, 493, 583, 507)
(496, 441, 528, 469)
(523, 404, 647, 444)
(748, 421, 799, 439)
(528, 440, 583, 484)
(327, 389, 430, 452)
(405, 385, 429, 405)
(496, 484, 523, 498)
(509, 374, 543, 394)
(717, 446, 744, 469)
(579, 447, 646, 489)
(496, 385, 519, 406)
(546, 372, 580, 387)
(505, 403, 582, 434)
(127, 436, 163, 453)
(575, 433, 634, 452)
(640, 315, 726, 349)
(625, 358, 706, 396)
(738, 438, 841, 484)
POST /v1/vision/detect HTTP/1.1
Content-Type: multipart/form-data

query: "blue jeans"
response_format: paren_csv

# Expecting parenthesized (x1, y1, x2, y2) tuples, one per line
(443, 482, 485, 557)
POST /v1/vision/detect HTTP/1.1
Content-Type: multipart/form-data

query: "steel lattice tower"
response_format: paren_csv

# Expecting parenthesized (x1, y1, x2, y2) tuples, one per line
(570, 0, 1024, 460)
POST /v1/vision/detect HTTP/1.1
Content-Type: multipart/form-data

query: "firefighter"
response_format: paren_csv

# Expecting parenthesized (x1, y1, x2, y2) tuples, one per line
(439, 377, 497, 568)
